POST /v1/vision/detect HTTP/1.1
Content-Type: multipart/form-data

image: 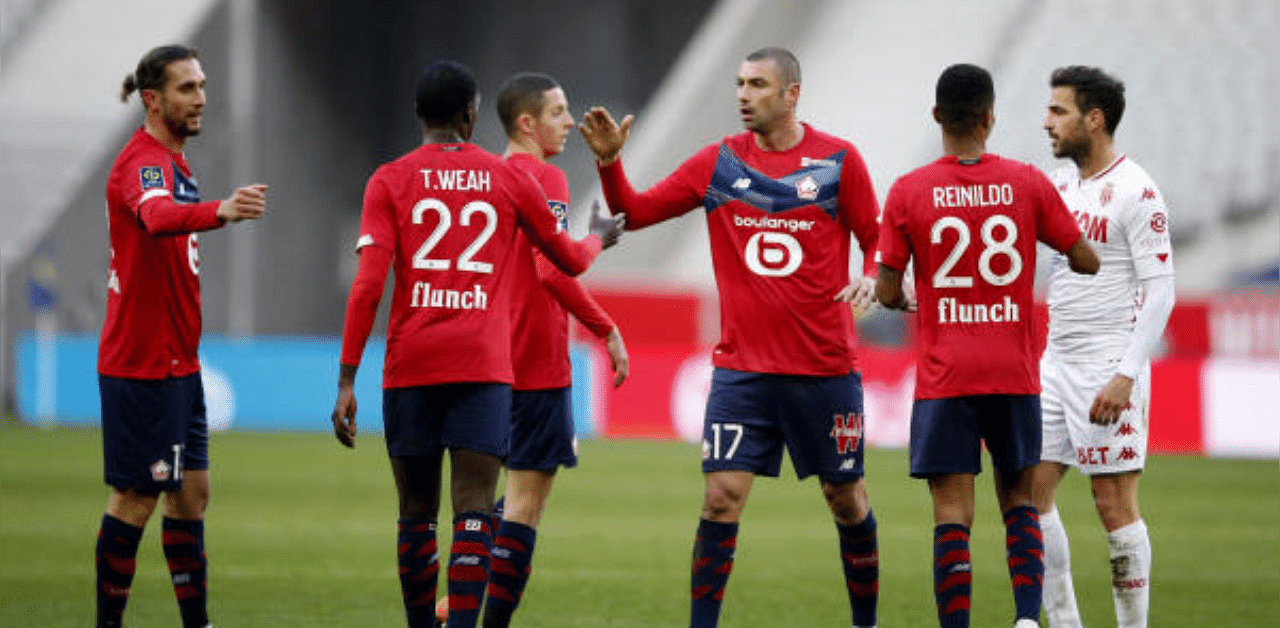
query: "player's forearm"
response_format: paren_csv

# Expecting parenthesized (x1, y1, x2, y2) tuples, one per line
(597, 158, 694, 230)
(338, 247, 391, 367)
(138, 199, 223, 236)
(539, 261, 615, 338)
(874, 264, 908, 309)
(535, 232, 601, 278)
(1116, 274, 1175, 378)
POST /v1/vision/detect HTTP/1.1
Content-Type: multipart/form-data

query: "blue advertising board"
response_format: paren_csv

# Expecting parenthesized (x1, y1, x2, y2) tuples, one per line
(14, 333, 599, 437)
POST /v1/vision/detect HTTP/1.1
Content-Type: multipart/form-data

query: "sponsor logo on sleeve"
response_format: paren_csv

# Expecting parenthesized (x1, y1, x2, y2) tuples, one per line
(1149, 212, 1167, 233)
(1141, 187, 1157, 201)
(139, 166, 164, 190)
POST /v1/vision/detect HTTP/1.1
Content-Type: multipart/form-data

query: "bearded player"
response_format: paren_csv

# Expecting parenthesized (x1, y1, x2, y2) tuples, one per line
(1034, 65, 1176, 628)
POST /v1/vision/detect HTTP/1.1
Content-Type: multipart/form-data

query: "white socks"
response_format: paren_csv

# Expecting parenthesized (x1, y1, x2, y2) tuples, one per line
(1040, 508, 1082, 628)
(1108, 518, 1151, 628)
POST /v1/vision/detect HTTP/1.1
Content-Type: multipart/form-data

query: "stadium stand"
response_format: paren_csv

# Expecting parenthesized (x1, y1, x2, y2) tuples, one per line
(583, 0, 1279, 293)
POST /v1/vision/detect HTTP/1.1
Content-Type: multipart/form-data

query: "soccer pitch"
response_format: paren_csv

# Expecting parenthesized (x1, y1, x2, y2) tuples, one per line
(1, 422, 1276, 627)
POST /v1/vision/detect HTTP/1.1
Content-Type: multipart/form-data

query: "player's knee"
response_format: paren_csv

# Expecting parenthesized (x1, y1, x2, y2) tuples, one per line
(821, 480, 868, 523)
(701, 487, 746, 521)
(1090, 486, 1139, 530)
(108, 488, 160, 526)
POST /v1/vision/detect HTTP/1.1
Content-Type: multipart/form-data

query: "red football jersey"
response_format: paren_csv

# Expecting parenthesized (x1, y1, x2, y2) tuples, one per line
(344, 143, 602, 388)
(598, 125, 880, 376)
(506, 153, 615, 391)
(877, 154, 1083, 398)
(98, 128, 224, 379)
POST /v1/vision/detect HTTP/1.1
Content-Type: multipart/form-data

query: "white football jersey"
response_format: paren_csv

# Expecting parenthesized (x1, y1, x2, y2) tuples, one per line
(1045, 155, 1175, 361)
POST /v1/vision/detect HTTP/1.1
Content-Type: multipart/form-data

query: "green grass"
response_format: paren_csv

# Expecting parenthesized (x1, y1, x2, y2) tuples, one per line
(2, 420, 1277, 627)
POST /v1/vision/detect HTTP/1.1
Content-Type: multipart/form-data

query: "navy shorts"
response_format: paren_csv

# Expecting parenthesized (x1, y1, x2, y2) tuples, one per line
(702, 368, 865, 482)
(99, 372, 209, 494)
(909, 394, 1041, 478)
(382, 383, 511, 458)
(508, 388, 578, 471)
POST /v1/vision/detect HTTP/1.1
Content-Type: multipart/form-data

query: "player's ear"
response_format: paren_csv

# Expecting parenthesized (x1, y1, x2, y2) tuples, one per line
(140, 88, 159, 111)
(517, 112, 536, 136)
(785, 81, 801, 109)
(932, 106, 942, 124)
(1084, 107, 1105, 134)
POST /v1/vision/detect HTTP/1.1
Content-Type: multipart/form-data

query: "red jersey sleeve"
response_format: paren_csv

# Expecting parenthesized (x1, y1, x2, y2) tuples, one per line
(535, 254, 615, 338)
(836, 145, 882, 277)
(355, 170, 397, 253)
(596, 148, 711, 229)
(339, 245, 391, 366)
(123, 154, 222, 235)
(509, 172, 601, 276)
(876, 179, 912, 271)
(1032, 166, 1084, 252)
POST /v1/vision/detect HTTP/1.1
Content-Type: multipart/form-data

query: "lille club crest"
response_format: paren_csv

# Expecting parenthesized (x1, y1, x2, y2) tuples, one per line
(830, 413, 863, 454)
(795, 175, 819, 201)
(150, 459, 172, 482)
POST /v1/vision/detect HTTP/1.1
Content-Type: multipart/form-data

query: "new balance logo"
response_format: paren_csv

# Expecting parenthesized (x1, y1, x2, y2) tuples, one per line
(731, 177, 751, 190)
(1142, 187, 1157, 200)
(1115, 423, 1137, 437)
(1118, 447, 1140, 461)
(839, 459, 856, 471)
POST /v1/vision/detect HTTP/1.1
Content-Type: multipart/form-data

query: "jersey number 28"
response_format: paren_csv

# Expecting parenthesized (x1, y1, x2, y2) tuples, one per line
(930, 214, 1022, 287)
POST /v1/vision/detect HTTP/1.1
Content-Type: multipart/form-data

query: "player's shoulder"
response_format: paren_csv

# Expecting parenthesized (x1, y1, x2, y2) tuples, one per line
(1046, 162, 1077, 187)
(800, 124, 856, 152)
(113, 128, 167, 170)
(1111, 156, 1161, 193)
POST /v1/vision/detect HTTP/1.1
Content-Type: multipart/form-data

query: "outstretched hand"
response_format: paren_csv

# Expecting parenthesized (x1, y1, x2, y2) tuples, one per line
(587, 200, 625, 250)
(578, 107, 633, 165)
(217, 184, 267, 223)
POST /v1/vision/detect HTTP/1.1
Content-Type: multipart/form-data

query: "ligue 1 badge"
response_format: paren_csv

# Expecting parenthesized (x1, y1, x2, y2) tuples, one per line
(795, 174, 819, 201)
(139, 165, 164, 190)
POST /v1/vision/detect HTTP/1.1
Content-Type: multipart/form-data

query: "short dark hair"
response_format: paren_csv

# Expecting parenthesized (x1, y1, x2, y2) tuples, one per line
(121, 44, 199, 103)
(1050, 65, 1125, 135)
(414, 60, 478, 127)
(745, 47, 801, 86)
(495, 73, 560, 137)
(935, 63, 994, 135)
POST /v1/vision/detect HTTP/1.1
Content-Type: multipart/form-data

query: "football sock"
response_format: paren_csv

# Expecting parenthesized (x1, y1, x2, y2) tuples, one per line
(447, 511, 493, 628)
(490, 495, 505, 534)
(1108, 519, 1150, 628)
(836, 510, 879, 627)
(96, 514, 143, 628)
(933, 523, 972, 628)
(690, 519, 738, 628)
(482, 519, 537, 628)
(161, 517, 209, 628)
(1040, 508, 1082, 628)
(1003, 506, 1045, 622)
(398, 518, 440, 628)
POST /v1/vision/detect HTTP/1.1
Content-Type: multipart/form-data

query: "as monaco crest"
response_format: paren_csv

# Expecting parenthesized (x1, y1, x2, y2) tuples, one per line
(830, 412, 864, 454)
(1100, 181, 1115, 206)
